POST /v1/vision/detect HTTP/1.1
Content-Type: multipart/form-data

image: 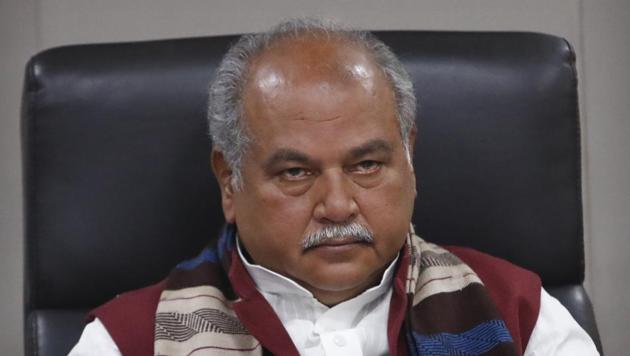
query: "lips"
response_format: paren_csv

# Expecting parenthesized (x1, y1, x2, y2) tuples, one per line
(317, 237, 362, 246)
(310, 236, 371, 250)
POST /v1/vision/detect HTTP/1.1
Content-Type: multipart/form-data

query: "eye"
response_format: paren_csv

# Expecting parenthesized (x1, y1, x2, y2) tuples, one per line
(353, 160, 382, 174)
(280, 167, 312, 181)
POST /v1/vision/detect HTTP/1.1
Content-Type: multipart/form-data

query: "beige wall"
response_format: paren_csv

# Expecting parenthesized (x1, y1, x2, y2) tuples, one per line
(0, 0, 38, 354)
(1, 0, 628, 354)
(581, 1, 630, 352)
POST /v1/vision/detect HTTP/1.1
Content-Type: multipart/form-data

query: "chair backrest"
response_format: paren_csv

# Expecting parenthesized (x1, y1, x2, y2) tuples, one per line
(22, 31, 602, 355)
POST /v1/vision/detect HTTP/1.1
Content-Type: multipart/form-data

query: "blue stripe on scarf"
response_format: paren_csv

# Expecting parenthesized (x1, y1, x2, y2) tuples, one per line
(176, 248, 218, 270)
(412, 320, 513, 355)
(217, 223, 236, 260)
(176, 225, 237, 270)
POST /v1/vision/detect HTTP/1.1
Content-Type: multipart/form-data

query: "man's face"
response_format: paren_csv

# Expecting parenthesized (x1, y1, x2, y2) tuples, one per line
(213, 36, 416, 305)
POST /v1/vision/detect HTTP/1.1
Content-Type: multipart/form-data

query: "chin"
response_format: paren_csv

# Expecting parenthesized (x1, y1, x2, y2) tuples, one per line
(306, 264, 379, 294)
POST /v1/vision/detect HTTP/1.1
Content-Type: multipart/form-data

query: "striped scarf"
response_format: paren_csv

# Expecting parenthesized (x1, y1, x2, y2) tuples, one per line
(154, 225, 517, 355)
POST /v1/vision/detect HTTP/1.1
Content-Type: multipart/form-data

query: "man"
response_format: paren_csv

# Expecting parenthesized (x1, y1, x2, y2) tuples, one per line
(70, 19, 599, 355)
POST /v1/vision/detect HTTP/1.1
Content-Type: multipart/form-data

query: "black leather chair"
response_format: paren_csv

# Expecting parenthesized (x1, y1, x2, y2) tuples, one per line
(22, 31, 602, 355)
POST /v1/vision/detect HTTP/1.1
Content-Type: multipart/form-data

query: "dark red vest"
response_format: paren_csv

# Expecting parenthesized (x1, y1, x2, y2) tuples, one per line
(90, 246, 541, 355)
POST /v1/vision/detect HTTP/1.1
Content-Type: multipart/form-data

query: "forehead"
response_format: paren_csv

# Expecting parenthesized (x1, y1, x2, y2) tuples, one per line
(240, 34, 401, 159)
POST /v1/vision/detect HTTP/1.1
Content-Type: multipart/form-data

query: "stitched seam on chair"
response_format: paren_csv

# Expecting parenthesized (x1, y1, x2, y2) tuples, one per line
(563, 37, 586, 284)
(23, 55, 40, 317)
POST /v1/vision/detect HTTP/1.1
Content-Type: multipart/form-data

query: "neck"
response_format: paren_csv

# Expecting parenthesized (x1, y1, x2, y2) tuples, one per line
(298, 265, 389, 306)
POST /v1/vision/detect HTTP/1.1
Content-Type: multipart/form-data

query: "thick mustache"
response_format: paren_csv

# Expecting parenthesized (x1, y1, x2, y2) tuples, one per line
(302, 222, 374, 250)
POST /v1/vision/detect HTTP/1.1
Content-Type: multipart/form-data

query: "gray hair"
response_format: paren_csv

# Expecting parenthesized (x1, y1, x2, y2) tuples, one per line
(208, 18, 417, 188)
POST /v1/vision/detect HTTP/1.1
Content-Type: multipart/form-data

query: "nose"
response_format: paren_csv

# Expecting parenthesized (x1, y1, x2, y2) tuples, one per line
(313, 171, 359, 223)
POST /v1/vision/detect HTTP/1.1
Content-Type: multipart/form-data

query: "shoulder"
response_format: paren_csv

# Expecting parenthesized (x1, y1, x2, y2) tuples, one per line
(89, 279, 166, 324)
(88, 280, 167, 356)
(444, 245, 542, 352)
(525, 289, 600, 355)
(444, 246, 541, 295)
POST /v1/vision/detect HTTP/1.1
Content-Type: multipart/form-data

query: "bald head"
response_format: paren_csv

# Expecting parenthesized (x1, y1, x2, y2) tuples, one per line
(243, 35, 395, 126)
(247, 34, 383, 90)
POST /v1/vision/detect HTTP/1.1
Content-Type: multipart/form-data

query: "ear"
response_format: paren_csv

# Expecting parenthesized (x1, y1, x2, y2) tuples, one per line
(211, 149, 236, 223)
(406, 126, 418, 198)
(406, 125, 417, 161)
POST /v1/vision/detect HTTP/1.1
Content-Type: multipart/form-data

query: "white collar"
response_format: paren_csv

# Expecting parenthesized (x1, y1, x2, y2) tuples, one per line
(236, 237, 398, 308)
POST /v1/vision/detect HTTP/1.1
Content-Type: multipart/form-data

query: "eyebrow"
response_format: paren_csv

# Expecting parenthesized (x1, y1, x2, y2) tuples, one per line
(347, 139, 393, 160)
(264, 149, 312, 170)
(263, 138, 394, 170)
